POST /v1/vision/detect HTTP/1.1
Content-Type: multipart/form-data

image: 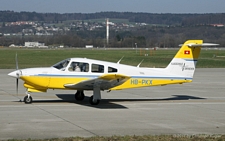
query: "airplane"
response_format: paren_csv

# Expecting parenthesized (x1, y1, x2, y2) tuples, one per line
(8, 40, 218, 105)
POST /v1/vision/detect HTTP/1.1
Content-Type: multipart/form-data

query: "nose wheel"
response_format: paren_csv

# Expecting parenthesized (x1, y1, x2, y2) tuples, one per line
(24, 94, 33, 104)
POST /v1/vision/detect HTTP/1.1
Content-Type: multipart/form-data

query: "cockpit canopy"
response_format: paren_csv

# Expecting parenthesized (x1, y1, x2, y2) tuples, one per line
(52, 59, 70, 71)
(52, 58, 118, 73)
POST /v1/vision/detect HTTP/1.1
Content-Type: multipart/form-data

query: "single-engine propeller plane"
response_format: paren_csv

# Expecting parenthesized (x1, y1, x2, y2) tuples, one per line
(8, 40, 218, 105)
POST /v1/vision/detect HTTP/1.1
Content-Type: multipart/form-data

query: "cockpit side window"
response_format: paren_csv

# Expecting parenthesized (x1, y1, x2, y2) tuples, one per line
(91, 64, 104, 73)
(52, 59, 70, 71)
(69, 62, 89, 72)
(108, 66, 118, 73)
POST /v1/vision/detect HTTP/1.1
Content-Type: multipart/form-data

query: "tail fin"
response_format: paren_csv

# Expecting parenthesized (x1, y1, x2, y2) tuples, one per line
(166, 40, 218, 78)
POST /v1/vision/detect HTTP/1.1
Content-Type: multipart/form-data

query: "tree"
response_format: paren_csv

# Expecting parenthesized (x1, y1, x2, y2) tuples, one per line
(2, 22, 5, 27)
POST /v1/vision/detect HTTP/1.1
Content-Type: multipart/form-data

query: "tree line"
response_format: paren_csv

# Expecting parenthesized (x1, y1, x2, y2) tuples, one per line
(1, 25, 225, 47)
(0, 11, 225, 47)
(1, 11, 225, 26)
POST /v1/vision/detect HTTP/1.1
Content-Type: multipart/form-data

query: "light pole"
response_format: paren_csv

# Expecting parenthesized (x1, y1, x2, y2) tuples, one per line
(135, 43, 137, 54)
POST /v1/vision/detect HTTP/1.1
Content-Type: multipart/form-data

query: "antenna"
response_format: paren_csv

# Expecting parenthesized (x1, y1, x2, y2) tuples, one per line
(137, 59, 144, 67)
(117, 56, 124, 64)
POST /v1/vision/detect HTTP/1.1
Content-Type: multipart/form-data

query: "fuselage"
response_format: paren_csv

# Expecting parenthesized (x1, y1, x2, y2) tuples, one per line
(8, 58, 192, 92)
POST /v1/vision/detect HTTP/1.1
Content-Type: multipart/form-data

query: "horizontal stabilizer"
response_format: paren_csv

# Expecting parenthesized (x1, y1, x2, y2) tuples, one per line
(179, 43, 219, 47)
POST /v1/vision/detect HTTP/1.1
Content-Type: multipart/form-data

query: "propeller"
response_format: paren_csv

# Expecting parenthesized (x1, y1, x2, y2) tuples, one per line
(15, 53, 19, 95)
(14, 53, 22, 102)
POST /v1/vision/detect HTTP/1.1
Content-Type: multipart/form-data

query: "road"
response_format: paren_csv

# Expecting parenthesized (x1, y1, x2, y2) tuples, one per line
(0, 69, 225, 140)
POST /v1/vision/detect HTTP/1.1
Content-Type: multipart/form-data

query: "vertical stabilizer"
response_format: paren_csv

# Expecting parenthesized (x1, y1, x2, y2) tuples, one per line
(166, 40, 203, 78)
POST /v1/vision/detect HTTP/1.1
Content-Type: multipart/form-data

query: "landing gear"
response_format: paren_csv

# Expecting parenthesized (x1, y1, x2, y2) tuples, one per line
(89, 86, 101, 105)
(75, 90, 85, 101)
(75, 89, 101, 105)
(89, 96, 100, 105)
(24, 94, 32, 104)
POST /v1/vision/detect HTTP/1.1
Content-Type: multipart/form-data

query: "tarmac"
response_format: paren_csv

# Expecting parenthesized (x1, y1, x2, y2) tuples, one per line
(0, 68, 225, 140)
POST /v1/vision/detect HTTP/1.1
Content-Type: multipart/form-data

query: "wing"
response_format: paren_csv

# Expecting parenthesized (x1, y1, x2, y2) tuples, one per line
(64, 74, 130, 90)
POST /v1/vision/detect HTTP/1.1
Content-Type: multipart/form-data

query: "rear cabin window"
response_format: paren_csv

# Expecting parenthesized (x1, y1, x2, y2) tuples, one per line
(108, 67, 118, 73)
(68, 62, 89, 72)
(91, 64, 104, 73)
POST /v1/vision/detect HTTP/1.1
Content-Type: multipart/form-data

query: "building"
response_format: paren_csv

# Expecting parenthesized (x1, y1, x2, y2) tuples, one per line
(85, 45, 93, 48)
(25, 42, 48, 48)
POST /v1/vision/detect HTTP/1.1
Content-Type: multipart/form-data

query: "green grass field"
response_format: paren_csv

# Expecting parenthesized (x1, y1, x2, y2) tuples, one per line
(0, 48, 225, 69)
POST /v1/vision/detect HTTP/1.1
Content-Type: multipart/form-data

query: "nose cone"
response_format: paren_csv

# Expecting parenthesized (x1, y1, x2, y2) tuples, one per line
(8, 71, 17, 78)
(8, 70, 22, 78)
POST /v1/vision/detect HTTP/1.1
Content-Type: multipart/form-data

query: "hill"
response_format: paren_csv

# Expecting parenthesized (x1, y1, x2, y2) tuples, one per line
(1, 11, 225, 26)
(1, 11, 225, 47)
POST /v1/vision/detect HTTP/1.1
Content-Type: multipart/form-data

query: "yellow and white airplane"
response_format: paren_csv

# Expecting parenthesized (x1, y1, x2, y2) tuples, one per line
(8, 40, 218, 105)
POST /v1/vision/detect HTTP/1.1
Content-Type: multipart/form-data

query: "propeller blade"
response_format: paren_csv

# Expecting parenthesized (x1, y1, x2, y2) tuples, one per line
(15, 53, 19, 96)
(16, 78, 18, 95)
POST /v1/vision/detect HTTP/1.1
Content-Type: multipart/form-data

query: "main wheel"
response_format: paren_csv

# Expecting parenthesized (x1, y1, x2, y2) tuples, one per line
(24, 95, 33, 104)
(75, 91, 85, 101)
(89, 96, 100, 105)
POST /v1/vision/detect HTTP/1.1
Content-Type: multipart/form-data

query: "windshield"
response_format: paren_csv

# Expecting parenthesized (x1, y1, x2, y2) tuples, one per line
(52, 59, 70, 70)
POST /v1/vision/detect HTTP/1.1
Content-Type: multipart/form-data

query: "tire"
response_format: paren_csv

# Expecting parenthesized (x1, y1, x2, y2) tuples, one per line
(89, 96, 100, 105)
(75, 91, 85, 101)
(24, 95, 32, 104)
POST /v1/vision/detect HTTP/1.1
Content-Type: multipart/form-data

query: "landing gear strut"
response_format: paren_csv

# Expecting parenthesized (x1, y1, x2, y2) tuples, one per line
(75, 90, 85, 101)
(89, 86, 101, 105)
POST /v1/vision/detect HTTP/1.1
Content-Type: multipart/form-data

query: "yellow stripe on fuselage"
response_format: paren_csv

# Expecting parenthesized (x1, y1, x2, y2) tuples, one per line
(111, 78, 192, 90)
(21, 75, 91, 90)
(21, 75, 192, 91)
(21, 76, 49, 88)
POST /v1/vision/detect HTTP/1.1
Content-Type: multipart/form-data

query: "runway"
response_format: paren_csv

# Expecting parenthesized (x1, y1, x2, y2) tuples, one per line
(0, 69, 225, 140)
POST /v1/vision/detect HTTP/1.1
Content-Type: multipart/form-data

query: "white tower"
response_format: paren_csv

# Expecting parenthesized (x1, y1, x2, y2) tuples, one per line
(106, 18, 109, 45)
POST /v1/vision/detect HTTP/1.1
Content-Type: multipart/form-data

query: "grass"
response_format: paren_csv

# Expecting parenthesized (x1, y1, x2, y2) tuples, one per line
(1, 48, 225, 69)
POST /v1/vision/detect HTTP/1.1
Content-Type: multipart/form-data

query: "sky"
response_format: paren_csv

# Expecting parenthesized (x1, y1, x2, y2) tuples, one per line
(1, 0, 225, 14)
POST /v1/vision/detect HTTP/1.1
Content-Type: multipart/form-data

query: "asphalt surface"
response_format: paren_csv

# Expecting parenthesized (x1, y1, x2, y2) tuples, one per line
(0, 69, 225, 140)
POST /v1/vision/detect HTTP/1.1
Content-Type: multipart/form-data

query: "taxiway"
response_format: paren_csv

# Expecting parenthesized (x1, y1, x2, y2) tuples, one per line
(0, 69, 225, 140)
